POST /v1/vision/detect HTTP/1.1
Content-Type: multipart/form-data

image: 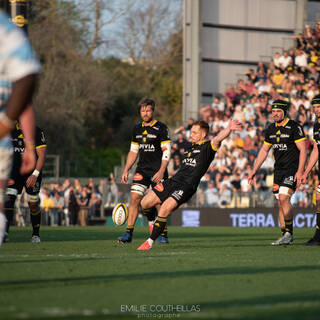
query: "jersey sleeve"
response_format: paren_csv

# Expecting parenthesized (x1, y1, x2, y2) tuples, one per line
(312, 123, 318, 142)
(131, 125, 139, 145)
(35, 127, 46, 149)
(264, 125, 272, 145)
(159, 124, 171, 144)
(293, 123, 306, 143)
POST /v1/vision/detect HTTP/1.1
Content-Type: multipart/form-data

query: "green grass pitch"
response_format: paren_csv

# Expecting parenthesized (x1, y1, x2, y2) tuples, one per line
(0, 226, 320, 320)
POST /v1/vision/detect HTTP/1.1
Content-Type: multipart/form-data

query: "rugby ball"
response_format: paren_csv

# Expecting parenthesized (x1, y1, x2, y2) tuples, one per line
(112, 203, 128, 226)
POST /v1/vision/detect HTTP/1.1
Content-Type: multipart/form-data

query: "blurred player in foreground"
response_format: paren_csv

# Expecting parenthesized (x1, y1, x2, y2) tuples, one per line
(0, 10, 41, 247)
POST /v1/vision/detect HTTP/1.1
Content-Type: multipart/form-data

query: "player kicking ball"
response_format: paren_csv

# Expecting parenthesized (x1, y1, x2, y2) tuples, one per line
(137, 119, 242, 250)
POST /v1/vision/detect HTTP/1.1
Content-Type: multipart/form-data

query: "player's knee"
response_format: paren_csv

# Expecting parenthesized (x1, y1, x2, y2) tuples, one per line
(131, 183, 147, 197)
(5, 189, 18, 209)
(278, 187, 292, 205)
(27, 194, 40, 213)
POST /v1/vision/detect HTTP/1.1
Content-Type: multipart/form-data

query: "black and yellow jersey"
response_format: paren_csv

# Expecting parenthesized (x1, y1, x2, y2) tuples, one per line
(264, 118, 306, 170)
(11, 123, 46, 172)
(312, 119, 320, 171)
(172, 140, 217, 188)
(132, 120, 170, 176)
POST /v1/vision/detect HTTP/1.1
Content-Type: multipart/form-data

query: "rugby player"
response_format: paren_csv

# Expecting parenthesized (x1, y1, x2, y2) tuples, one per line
(0, 10, 40, 247)
(248, 99, 307, 245)
(118, 98, 171, 244)
(300, 94, 320, 245)
(4, 124, 46, 243)
(137, 119, 242, 250)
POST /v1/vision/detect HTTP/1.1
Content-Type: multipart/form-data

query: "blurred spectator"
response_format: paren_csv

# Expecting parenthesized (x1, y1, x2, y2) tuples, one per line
(68, 186, 79, 226)
(52, 192, 64, 226)
(205, 183, 219, 207)
(78, 189, 89, 226)
(105, 173, 119, 207)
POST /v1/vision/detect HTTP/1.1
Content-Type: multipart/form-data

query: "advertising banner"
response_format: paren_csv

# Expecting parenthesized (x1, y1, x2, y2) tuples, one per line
(172, 208, 317, 228)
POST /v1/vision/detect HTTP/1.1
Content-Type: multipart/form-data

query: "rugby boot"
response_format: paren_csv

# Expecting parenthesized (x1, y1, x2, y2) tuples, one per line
(271, 232, 293, 245)
(31, 235, 41, 243)
(157, 236, 169, 244)
(137, 240, 152, 251)
(304, 237, 320, 246)
(118, 232, 132, 244)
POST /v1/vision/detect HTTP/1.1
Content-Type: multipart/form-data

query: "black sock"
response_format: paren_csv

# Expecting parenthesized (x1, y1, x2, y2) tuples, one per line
(5, 195, 16, 234)
(30, 209, 41, 236)
(5, 208, 14, 234)
(150, 217, 167, 241)
(143, 207, 157, 222)
(126, 226, 134, 235)
(160, 224, 168, 238)
(284, 219, 293, 235)
(281, 227, 286, 235)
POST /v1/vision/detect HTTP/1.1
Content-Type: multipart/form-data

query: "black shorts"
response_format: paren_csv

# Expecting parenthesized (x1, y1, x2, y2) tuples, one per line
(273, 168, 297, 194)
(152, 178, 196, 207)
(132, 170, 168, 189)
(9, 172, 42, 195)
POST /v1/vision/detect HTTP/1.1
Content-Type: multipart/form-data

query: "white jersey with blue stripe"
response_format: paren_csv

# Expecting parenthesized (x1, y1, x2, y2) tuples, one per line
(0, 10, 41, 148)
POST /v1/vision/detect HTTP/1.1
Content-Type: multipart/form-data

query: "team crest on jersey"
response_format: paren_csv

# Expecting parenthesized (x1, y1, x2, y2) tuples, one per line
(133, 173, 143, 181)
(155, 183, 164, 192)
(273, 184, 279, 192)
(188, 152, 191, 157)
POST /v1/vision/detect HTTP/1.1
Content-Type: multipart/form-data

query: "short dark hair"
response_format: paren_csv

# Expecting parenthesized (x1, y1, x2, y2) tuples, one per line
(193, 120, 209, 135)
(138, 98, 155, 111)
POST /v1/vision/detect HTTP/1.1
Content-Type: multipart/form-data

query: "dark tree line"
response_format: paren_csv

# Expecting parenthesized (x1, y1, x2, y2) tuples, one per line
(27, 0, 182, 176)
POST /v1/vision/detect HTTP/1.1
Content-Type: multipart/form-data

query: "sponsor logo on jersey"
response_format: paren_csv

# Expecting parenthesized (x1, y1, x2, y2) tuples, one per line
(273, 184, 279, 192)
(280, 134, 289, 138)
(139, 144, 155, 152)
(182, 158, 196, 167)
(147, 134, 156, 138)
(193, 150, 200, 153)
(155, 183, 164, 192)
(14, 147, 24, 153)
(272, 144, 287, 151)
(285, 126, 291, 129)
(133, 173, 143, 181)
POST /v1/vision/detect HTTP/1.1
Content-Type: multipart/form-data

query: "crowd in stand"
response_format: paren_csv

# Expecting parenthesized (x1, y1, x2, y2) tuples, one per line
(169, 22, 320, 208)
(15, 176, 119, 227)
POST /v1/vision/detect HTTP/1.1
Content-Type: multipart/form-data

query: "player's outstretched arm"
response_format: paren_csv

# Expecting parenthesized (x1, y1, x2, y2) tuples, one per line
(211, 120, 242, 150)
(248, 143, 271, 184)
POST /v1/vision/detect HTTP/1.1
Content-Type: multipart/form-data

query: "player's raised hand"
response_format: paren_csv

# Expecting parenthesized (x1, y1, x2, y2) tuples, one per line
(248, 170, 256, 185)
(121, 171, 128, 184)
(229, 119, 242, 132)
